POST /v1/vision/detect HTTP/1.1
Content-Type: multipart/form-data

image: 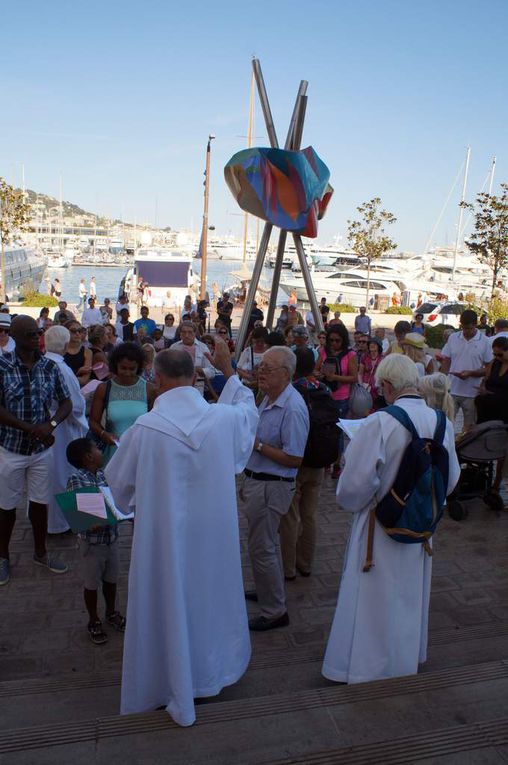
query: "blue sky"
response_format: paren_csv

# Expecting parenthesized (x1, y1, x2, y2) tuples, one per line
(1, 0, 506, 252)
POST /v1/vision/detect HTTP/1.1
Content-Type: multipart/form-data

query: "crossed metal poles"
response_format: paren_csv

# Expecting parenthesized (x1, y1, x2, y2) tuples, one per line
(234, 58, 325, 359)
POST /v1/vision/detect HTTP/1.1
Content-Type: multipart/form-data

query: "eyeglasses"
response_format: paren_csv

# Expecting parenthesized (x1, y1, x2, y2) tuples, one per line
(69, 328, 81, 334)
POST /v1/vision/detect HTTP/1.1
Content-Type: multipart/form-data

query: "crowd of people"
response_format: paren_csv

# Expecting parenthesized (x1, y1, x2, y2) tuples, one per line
(0, 288, 506, 728)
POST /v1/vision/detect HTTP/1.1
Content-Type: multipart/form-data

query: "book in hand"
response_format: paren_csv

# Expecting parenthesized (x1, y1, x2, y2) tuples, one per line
(55, 487, 120, 533)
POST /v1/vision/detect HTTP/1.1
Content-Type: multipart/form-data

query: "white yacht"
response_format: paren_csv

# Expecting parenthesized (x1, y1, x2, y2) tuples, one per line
(280, 269, 401, 307)
(1, 247, 48, 299)
(122, 248, 198, 309)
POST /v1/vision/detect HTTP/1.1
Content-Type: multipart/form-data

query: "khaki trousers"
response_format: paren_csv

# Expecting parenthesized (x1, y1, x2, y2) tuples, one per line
(280, 465, 324, 578)
(242, 476, 295, 619)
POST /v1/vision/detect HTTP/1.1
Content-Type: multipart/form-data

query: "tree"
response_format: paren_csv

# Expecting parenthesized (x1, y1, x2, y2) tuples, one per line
(464, 184, 508, 298)
(347, 197, 397, 307)
(0, 178, 32, 302)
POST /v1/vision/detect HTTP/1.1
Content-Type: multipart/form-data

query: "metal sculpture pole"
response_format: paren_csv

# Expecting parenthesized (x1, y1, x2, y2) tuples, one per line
(232, 59, 328, 354)
(265, 82, 308, 330)
(235, 59, 279, 357)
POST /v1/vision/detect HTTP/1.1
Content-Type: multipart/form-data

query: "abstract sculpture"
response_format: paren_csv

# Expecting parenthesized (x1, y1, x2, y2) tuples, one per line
(227, 59, 332, 356)
(225, 146, 333, 238)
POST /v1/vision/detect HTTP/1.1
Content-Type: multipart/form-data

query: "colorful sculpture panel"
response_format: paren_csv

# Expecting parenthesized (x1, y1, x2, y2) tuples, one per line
(224, 146, 333, 238)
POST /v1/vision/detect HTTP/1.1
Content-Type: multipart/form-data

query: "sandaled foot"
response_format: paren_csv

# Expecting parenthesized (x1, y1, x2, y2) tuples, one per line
(106, 611, 126, 632)
(88, 620, 108, 645)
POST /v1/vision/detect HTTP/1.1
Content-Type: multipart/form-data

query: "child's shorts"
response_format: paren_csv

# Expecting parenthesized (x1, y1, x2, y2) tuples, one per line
(80, 540, 119, 590)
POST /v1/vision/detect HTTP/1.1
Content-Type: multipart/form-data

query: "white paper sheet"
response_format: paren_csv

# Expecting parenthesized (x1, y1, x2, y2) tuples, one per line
(76, 492, 108, 519)
(338, 418, 366, 440)
(99, 486, 134, 521)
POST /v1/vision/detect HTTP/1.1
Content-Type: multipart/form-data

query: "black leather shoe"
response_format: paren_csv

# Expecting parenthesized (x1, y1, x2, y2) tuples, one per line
(249, 612, 290, 631)
(244, 590, 258, 601)
(296, 567, 311, 577)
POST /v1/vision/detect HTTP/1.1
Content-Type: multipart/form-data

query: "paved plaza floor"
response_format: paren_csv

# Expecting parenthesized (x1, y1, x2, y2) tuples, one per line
(1, 476, 508, 764)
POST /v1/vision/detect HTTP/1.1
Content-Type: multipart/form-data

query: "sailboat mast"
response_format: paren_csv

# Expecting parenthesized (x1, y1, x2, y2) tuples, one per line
(452, 146, 471, 278)
(488, 156, 497, 195)
(242, 72, 255, 264)
(59, 175, 64, 253)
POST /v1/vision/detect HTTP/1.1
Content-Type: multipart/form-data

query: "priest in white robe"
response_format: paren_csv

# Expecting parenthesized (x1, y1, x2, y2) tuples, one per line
(322, 354, 460, 685)
(44, 326, 88, 534)
(105, 340, 258, 727)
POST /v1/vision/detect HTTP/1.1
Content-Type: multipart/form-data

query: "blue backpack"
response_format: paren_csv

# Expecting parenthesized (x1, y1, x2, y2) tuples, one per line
(363, 405, 449, 572)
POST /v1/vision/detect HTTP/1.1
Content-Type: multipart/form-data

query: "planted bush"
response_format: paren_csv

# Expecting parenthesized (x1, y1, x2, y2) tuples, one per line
(21, 291, 59, 308)
(384, 306, 413, 315)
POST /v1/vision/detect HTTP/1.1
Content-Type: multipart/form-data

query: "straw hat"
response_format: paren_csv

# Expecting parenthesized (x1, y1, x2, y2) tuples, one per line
(402, 332, 426, 350)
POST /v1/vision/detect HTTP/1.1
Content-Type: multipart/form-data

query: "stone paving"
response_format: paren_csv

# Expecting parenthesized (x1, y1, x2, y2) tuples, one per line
(1, 471, 508, 762)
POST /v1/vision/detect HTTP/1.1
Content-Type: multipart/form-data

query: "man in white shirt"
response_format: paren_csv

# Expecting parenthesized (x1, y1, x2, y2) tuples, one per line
(440, 309, 492, 429)
(81, 298, 103, 328)
(89, 277, 97, 299)
(489, 318, 508, 345)
(171, 321, 216, 394)
(374, 327, 390, 354)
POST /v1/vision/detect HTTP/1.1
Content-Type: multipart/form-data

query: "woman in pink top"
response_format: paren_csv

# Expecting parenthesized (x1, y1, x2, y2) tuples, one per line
(316, 325, 358, 477)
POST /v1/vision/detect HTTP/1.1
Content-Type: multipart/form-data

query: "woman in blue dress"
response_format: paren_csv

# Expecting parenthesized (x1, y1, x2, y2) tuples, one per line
(89, 342, 158, 464)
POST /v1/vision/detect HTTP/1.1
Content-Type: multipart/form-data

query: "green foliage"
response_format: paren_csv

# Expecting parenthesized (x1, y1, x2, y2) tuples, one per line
(327, 303, 357, 313)
(384, 306, 412, 314)
(480, 295, 508, 324)
(21, 291, 58, 308)
(424, 324, 455, 349)
(464, 184, 508, 296)
(0, 177, 33, 302)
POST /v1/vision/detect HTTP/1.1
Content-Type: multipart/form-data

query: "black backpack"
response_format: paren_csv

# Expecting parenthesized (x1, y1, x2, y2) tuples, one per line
(294, 382, 339, 468)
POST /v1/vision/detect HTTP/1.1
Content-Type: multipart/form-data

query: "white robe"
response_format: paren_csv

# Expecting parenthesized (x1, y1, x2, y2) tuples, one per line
(105, 375, 258, 726)
(322, 398, 460, 684)
(46, 352, 88, 533)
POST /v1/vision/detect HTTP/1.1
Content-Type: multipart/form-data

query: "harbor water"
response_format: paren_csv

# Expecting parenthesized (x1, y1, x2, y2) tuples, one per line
(45, 259, 287, 306)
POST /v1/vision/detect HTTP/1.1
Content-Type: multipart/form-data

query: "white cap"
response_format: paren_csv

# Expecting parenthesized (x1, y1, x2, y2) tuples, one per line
(0, 314, 11, 329)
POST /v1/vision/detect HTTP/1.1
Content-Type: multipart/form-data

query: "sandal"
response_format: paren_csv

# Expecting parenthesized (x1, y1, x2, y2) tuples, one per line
(107, 611, 126, 632)
(88, 620, 108, 645)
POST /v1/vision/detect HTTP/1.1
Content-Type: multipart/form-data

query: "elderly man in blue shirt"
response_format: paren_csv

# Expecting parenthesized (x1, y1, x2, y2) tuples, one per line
(242, 346, 310, 631)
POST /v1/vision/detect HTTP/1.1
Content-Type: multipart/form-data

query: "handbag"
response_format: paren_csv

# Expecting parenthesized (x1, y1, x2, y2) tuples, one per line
(349, 382, 373, 417)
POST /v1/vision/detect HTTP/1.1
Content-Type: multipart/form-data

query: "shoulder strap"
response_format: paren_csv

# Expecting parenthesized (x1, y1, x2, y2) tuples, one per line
(103, 379, 112, 409)
(383, 404, 418, 438)
(433, 409, 446, 445)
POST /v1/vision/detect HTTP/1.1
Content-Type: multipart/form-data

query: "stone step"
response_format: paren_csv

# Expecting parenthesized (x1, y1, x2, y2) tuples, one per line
(2, 619, 508, 733)
(265, 717, 508, 764)
(1, 659, 507, 762)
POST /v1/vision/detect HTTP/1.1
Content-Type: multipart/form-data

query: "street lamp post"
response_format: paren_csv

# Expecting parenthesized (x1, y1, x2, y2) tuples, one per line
(200, 134, 215, 301)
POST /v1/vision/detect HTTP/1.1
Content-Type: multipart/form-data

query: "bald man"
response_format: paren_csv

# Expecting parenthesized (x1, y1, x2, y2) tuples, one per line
(0, 316, 72, 586)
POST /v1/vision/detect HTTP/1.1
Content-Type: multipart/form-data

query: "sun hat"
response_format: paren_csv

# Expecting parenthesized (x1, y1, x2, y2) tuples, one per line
(402, 332, 426, 350)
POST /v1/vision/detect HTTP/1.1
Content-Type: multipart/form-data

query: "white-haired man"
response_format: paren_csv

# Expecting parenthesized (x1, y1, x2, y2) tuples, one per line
(44, 326, 88, 534)
(322, 354, 460, 685)
(242, 346, 310, 631)
(105, 341, 258, 727)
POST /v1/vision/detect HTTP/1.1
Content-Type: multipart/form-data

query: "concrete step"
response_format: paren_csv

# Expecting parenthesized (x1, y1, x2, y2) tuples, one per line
(2, 619, 508, 733)
(1, 660, 508, 763)
(265, 717, 508, 764)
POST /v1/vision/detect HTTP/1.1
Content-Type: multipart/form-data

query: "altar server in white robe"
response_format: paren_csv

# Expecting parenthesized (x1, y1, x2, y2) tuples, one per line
(44, 326, 88, 533)
(322, 354, 460, 685)
(106, 341, 259, 727)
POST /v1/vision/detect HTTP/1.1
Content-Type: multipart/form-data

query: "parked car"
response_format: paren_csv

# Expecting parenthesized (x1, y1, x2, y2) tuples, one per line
(415, 301, 473, 328)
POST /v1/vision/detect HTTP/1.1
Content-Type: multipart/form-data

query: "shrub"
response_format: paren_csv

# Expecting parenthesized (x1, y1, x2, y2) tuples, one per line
(481, 296, 508, 324)
(21, 291, 59, 308)
(424, 324, 456, 349)
(327, 303, 357, 313)
(384, 306, 413, 315)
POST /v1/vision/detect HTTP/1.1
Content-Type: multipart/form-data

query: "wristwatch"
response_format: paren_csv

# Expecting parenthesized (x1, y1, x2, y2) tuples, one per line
(50, 419, 58, 430)
(256, 442, 263, 453)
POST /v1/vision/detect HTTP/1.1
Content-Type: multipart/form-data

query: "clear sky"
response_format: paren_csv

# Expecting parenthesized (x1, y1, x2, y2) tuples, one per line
(1, 0, 506, 252)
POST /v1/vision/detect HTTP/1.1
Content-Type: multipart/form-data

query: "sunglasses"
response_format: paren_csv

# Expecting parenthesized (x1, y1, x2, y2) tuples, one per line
(493, 352, 505, 358)
(0, 328, 9, 334)
(218, 330, 228, 335)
